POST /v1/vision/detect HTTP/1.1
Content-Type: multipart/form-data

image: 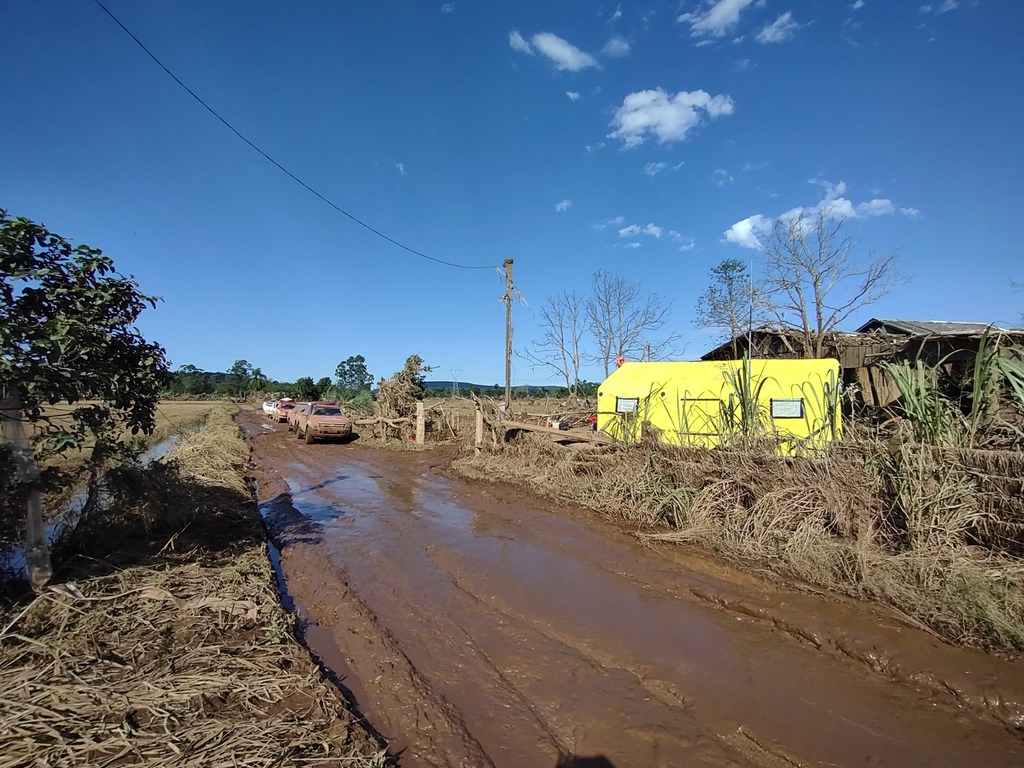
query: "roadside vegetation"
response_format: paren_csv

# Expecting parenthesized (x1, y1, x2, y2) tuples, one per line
(1, 213, 389, 766)
(454, 344, 1024, 652)
(1, 405, 390, 766)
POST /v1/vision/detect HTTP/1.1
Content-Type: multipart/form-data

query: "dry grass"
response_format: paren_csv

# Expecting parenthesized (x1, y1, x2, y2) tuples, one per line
(37, 400, 223, 470)
(454, 436, 1024, 650)
(1, 403, 390, 767)
(0, 551, 388, 767)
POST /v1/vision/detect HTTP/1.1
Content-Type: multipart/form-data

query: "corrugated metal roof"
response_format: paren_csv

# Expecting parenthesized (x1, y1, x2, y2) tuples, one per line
(856, 319, 1012, 336)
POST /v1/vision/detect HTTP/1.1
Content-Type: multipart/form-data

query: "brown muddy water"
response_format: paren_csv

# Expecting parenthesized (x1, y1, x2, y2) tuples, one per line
(239, 410, 1024, 768)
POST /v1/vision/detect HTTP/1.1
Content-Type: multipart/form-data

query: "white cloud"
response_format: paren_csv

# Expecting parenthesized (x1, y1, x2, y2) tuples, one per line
(725, 180, 917, 249)
(624, 242, 642, 249)
(642, 161, 684, 176)
(724, 214, 770, 249)
(609, 87, 735, 148)
(672, 232, 697, 251)
(851, 0, 865, 8)
(679, 0, 757, 39)
(714, 168, 735, 186)
(440, 3, 455, 14)
(602, 36, 631, 57)
(609, 5, 622, 24)
(394, 162, 406, 176)
(509, 30, 533, 54)
(593, 215, 624, 230)
(566, 91, 581, 101)
(856, 198, 894, 217)
(555, 199, 572, 213)
(530, 32, 599, 71)
(618, 222, 666, 238)
(733, 58, 755, 72)
(757, 12, 800, 44)
(921, 0, 959, 12)
(743, 160, 769, 171)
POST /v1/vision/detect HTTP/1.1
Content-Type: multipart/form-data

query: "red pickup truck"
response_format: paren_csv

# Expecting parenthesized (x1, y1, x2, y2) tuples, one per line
(292, 402, 353, 444)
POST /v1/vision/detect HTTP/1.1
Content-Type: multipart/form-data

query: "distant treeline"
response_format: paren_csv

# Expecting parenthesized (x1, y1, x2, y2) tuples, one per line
(164, 367, 599, 401)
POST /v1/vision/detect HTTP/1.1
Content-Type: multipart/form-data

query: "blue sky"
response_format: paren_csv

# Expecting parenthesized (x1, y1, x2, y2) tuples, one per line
(3, 0, 1022, 386)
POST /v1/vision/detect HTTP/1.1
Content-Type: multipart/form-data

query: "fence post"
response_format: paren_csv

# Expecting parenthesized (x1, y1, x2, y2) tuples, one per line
(415, 402, 425, 447)
(0, 391, 52, 592)
(475, 406, 484, 455)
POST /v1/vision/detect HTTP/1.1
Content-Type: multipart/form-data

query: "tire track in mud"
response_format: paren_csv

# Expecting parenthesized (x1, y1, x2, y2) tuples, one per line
(239, 410, 1024, 768)
(279, 536, 495, 768)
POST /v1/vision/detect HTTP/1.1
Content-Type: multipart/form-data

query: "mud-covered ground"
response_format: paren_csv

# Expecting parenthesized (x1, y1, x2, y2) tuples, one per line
(239, 409, 1024, 768)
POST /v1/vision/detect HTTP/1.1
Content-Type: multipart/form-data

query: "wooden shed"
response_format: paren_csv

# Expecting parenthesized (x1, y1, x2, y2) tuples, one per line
(700, 319, 1023, 410)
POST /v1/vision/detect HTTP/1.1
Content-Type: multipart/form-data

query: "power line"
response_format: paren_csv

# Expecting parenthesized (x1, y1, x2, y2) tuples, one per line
(90, 0, 496, 271)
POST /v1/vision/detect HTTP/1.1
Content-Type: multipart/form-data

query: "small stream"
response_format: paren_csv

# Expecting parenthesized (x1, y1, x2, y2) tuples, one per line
(1, 429, 196, 580)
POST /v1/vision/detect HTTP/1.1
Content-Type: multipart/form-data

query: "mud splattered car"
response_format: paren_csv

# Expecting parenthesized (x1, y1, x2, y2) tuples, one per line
(293, 402, 353, 444)
(272, 400, 297, 423)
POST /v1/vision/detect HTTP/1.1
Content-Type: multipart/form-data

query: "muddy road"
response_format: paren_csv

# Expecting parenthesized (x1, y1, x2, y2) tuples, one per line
(239, 410, 1024, 767)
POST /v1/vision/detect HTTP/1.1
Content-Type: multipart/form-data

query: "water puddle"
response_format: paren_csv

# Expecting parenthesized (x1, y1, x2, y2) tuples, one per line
(2, 429, 198, 580)
(264, 446, 1024, 768)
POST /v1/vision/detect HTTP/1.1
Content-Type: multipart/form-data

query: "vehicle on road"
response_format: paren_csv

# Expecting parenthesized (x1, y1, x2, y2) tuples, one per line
(293, 402, 353, 444)
(262, 400, 278, 416)
(287, 402, 311, 431)
(273, 401, 297, 423)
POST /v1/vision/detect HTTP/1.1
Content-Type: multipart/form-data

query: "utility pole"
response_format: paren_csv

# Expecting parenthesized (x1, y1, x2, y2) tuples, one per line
(450, 369, 461, 398)
(502, 259, 514, 412)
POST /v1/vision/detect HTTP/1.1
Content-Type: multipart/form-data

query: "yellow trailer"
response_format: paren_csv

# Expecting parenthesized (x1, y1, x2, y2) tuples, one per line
(596, 359, 841, 452)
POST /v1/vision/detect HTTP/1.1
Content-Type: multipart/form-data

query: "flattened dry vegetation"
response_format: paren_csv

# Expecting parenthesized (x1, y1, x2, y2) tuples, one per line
(455, 436, 1024, 651)
(0, 406, 389, 767)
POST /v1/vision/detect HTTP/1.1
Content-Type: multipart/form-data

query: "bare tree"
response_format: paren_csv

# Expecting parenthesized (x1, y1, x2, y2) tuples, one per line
(758, 206, 901, 358)
(693, 258, 769, 358)
(520, 291, 586, 401)
(586, 270, 680, 377)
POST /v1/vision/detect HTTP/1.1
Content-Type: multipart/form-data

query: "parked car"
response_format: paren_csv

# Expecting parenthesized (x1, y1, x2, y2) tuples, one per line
(262, 400, 278, 417)
(293, 402, 353, 444)
(273, 401, 297, 423)
(287, 402, 311, 432)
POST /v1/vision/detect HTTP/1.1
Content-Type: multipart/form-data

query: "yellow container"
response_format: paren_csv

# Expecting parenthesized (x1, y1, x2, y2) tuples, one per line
(596, 359, 841, 453)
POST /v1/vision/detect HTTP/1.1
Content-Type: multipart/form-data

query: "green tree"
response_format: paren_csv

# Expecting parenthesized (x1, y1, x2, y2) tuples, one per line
(1, 210, 170, 586)
(251, 367, 269, 394)
(0, 210, 170, 456)
(169, 364, 211, 396)
(315, 376, 332, 398)
(335, 354, 374, 395)
(223, 359, 254, 397)
(293, 376, 318, 400)
(694, 258, 767, 358)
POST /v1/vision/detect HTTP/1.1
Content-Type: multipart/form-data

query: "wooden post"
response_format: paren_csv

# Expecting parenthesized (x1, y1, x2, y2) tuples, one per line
(415, 402, 425, 447)
(0, 391, 52, 592)
(475, 406, 484, 455)
(502, 258, 514, 412)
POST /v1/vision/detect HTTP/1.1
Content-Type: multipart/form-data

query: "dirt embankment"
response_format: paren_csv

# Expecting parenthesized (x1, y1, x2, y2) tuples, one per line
(241, 408, 1024, 768)
(0, 406, 388, 768)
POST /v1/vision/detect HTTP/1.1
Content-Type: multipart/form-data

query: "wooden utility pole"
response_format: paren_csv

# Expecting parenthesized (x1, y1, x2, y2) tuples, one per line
(0, 390, 52, 592)
(502, 259, 514, 412)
